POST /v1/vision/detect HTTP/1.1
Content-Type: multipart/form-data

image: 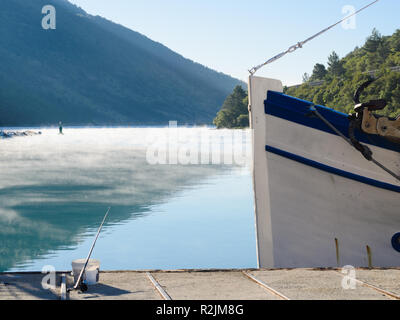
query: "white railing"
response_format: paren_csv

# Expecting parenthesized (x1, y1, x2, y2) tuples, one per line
(288, 66, 400, 89)
(363, 66, 400, 76)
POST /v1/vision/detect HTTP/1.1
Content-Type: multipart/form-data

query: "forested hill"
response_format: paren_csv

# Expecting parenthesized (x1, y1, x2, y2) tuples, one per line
(0, 0, 243, 126)
(285, 29, 400, 118)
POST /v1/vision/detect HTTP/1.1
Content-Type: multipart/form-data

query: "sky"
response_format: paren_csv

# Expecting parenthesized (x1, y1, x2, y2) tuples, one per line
(68, 0, 400, 86)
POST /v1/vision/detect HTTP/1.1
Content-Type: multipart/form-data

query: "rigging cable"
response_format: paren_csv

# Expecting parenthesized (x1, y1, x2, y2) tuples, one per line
(249, 0, 381, 75)
(309, 105, 400, 183)
(248, 0, 400, 183)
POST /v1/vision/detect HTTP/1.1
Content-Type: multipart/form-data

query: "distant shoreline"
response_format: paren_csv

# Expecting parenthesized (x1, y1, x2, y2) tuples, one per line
(0, 125, 219, 130)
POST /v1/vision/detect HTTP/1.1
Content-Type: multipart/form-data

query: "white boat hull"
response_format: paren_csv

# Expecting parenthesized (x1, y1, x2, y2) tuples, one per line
(249, 76, 400, 268)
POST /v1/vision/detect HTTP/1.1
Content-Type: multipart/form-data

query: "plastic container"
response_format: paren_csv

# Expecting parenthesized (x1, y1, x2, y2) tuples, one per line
(71, 259, 100, 285)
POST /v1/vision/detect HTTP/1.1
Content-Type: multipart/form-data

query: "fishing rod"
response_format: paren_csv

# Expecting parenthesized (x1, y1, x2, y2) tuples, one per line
(249, 0, 381, 75)
(68, 207, 111, 293)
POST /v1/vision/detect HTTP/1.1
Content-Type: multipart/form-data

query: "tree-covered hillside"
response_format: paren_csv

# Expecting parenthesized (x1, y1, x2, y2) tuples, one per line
(213, 29, 400, 129)
(213, 86, 249, 128)
(285, 29, 400, 118)
(0, 0, 243, 126)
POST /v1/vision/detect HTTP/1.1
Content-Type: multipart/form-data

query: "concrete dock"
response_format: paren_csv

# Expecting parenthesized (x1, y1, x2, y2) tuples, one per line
(1, 268, 400, 300)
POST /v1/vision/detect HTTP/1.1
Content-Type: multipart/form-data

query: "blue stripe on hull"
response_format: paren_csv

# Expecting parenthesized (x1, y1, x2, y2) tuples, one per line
(264, 91, 400, 153)
(266, 145, 400, 194)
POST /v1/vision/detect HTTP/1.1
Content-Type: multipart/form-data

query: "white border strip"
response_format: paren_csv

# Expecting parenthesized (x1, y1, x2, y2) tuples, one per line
(60, 274, 67, 300)
(248, 76, 284, 269)
(242, 271, 290, 300)
(334, 270, 400, 300)
(146, 272, 172, 300)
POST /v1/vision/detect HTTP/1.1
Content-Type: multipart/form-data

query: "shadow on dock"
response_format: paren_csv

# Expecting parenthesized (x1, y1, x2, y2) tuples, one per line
(0, 273, 60, 300)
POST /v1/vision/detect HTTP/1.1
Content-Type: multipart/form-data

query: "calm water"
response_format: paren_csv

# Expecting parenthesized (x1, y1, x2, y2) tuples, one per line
(0, 127, 256, 272)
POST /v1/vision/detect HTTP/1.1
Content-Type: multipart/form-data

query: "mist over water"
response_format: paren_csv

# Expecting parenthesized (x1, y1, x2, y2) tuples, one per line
(0, 127, 256, 271)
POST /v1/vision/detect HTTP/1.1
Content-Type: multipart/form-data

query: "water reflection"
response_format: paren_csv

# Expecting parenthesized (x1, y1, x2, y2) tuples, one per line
(0, 128, 252, 271)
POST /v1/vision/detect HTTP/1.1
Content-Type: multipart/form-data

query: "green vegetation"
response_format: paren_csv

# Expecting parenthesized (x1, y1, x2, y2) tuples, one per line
(214, 28, 400, 129)
(285, 29, 400, 118)
(0, 0, 243, 126)
(213, 85, 249, 128)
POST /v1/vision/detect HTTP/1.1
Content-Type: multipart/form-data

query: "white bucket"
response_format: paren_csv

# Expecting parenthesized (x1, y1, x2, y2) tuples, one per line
(71, 259, 100, 285)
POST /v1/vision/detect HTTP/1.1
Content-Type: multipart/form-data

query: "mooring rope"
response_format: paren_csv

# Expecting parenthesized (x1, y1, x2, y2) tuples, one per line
(309, 105, 400, 183)
(249, 0, 381, 75)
